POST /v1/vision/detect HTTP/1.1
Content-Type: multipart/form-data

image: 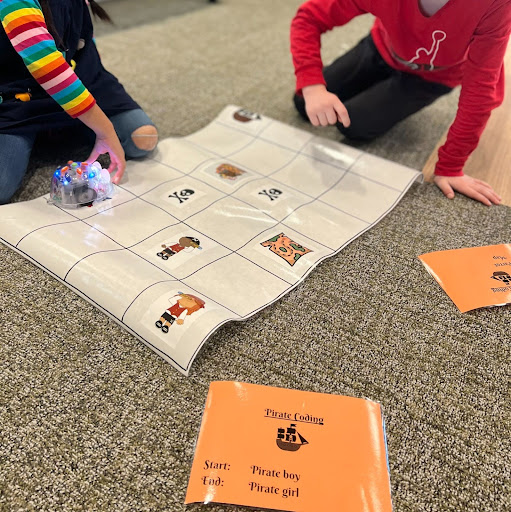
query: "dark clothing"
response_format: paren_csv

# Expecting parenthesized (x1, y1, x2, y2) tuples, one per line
(294, 34, 452, 141)
(161, 312, 176, 325)
(0, 0, 139, 134)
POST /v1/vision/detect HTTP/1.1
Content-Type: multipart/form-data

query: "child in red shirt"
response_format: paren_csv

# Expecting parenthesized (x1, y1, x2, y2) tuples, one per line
(291, 0, 511, 205)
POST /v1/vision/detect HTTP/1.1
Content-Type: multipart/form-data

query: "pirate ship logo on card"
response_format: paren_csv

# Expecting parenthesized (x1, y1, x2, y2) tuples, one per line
(169, 189, 195, 204)
(491, 271, 511, 285)
(259, 188, 282, 201)
(233, 108, 261, 123)
(155, 292, 205, 333)
(157, 236, 202, 261)
(216, 163, 246, 181)
(261, 233, 312, 266)
(276, 424, 309, 452)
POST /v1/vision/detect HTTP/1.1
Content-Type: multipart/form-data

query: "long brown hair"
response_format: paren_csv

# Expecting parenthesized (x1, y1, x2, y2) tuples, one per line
(39, 0, 113, 48)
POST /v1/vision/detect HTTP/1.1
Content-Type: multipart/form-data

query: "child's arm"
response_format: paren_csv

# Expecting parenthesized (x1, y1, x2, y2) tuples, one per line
(0, 0, 125, 181)
(79, 104, 125, 183)
(433, 0, 511, 205)
(290, 0, 368, 126)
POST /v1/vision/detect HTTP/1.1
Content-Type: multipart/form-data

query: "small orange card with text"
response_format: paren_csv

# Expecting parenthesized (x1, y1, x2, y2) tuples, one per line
(185, 381, 392, 512)
(419, 243, 511, 313)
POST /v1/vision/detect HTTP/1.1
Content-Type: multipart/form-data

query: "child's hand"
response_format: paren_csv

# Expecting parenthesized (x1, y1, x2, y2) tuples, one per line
(433, 175, 502, 206)
(86, 132, 126, 184)
(302, 84, 351, 127)
(79, 104, 126, 184)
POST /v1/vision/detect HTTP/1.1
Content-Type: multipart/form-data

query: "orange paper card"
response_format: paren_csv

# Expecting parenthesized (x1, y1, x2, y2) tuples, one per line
(419, 243, 511, 312)
(185, 381, 392, 512)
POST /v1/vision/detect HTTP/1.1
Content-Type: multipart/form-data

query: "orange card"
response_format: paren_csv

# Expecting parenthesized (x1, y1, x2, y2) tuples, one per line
(185, 381, 392, 512)
(419, 243, 511, 312)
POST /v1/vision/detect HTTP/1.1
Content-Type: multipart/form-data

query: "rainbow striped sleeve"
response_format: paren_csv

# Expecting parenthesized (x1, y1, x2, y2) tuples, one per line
(0, 0, 95, 117)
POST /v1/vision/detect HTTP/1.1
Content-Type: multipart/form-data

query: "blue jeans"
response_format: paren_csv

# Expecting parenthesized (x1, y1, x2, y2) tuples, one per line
(0, 108, 156, 204)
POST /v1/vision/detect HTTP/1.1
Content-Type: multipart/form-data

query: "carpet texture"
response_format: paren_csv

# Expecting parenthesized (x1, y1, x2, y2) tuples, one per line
(1, 1, 509, 511)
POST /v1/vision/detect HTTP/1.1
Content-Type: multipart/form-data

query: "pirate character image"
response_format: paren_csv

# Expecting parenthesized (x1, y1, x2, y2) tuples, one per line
(155, 293, 206, 333)
(157, 236, 202, 260)
(216, 163, 246, 180)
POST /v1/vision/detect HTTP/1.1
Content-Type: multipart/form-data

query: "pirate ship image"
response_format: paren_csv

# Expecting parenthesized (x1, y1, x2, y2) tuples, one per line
(276, 424, 309, 452)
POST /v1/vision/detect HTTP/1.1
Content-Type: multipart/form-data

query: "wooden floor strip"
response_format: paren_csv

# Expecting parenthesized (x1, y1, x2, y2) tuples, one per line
(422, 45, 511, 206)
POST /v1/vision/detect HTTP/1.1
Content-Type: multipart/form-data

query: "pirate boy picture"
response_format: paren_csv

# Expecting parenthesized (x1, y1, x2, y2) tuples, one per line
(155, 293, 206, 333)
(157, 236, 202, 261)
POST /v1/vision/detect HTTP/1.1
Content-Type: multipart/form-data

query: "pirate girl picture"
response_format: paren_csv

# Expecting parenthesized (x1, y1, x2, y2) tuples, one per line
(157, 236, 202, 261)
(155, 293, 206, 333)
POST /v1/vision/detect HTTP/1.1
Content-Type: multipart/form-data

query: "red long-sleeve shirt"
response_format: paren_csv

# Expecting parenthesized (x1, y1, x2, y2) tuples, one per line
(290, 0, 511, 176)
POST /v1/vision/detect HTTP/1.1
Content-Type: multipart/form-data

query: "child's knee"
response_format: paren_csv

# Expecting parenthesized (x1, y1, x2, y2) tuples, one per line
(131, 125, 158, 152)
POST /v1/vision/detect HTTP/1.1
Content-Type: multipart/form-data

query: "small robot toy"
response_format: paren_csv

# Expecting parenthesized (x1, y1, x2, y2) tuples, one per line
(49, 160, 114, 208)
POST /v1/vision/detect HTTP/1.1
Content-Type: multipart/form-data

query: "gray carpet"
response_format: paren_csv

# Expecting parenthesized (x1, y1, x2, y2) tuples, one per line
(1, 1, 509, 511)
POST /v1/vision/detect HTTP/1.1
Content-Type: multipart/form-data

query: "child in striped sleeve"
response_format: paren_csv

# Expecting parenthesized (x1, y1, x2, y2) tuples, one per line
(0, 0, 159, 203)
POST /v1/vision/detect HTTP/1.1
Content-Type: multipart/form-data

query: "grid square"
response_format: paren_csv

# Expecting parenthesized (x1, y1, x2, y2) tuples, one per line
(232, 178, 310, 222)
(17, 222, 121, 280)
(66, 250, 172, 320)
(271, 154, 347, 197)
(119, 159, 184, 196)
(182, 254, 290, 317)
(0, 196, 71, 246)
(238, 225, 332, 285)
(130, 224, 232, 280)
(139, 176, 225, 220)
(301, 137, 362, 170)
(259, 119, 314, 152)
(85, 198, 178, 247)
(151, 138, 217, 174)
(191, 159, 260, 194)
(227, 138, 297, 176)
(351, 153, 420, 189)
(321, 173, 403, 224)
(124, 282, 234, 370)
(186, 197, 277, 251)
(283, 201, 370, 250)
(185, 122, 253, 155)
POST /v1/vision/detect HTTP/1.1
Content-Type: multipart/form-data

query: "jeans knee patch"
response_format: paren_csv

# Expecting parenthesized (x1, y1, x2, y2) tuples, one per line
(109, 109, 157, 159)
(131, 126, 158, 152)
